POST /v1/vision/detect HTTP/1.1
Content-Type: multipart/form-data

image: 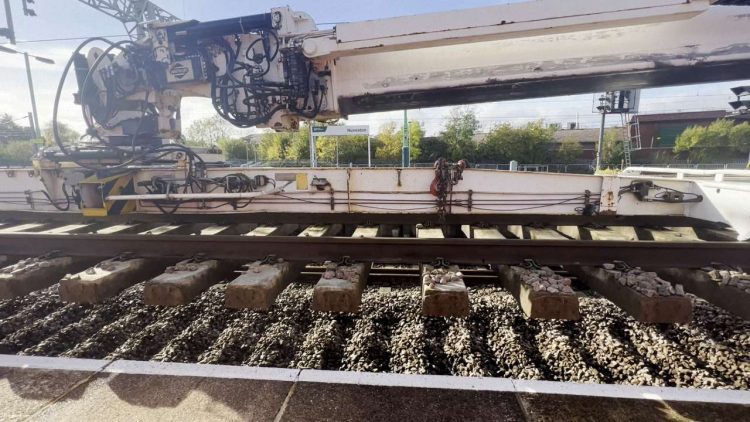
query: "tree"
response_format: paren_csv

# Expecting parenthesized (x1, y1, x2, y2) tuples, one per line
(0, 114, 21, 132)
(259, 131, 292, 160)
(317, 135, 369, 164)
(729, 122, 750, 165)
(0, 141, 35, 166)
(372, 120, 424, 163)
(556, 138, 583, 163)
(408, 121, 424, 161)
(440, 107, 480, 162)
(374, 122, 401, 161)
(43, 121, 80, 145)
(182, 115, 235, 146)
(477, 121, 554, 163)
(257, 124, 312, 162)
(416, 137, 450, 163)
(218, 138, 249, 161)
(285, 127, 311, 161)
(674, 119, 750, 164)
(601, 129, 625, 166)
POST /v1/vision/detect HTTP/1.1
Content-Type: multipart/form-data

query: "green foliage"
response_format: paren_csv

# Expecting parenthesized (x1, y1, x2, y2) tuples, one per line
(317, 135, 369, 164)
(0, 114, 21, 132)
(416, 137, 450, 162)
(258, 124, 310, 161)
(253, 120, 422, 165)
(372, 120, 423, 162)
(217, 138, 249, 161)
(729, 122, 750, 157)
(259, 131, 292, 160)
(285, 129, 311, 161)
(477, 121, 554, 163)
(601, 129, 625, 166)
(408, 121, 424, 161)
(374, 122, 401, 161)
(440, 107, 480, 162)
(183, 115, 235, 146)
(556, 137, 583, 163)
(43, 121, 80, 146)
(674, 119, 750, 163)
(0, 140, 36, 166)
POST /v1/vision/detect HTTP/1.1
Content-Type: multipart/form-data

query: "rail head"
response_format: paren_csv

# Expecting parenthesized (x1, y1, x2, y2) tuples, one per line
(0, 232, 748, 268)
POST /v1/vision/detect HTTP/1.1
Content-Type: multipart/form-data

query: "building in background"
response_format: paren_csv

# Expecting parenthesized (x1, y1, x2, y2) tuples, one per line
(458, 109, 750, 166)
(550, 110, 750, 164)
(551, 127, 603, 161)
(629, 110, 750, 163)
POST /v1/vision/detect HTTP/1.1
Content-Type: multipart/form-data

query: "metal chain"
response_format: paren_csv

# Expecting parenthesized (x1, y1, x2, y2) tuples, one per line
(431, 158, 468, 222)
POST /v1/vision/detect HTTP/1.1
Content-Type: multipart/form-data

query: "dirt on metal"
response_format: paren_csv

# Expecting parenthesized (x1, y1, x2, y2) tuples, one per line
(0, 279, 748, 390)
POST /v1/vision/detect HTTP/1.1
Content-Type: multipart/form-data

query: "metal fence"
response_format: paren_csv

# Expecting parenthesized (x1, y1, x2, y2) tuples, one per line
(640, 162, 748, 170)
(239, 160, 748, 173)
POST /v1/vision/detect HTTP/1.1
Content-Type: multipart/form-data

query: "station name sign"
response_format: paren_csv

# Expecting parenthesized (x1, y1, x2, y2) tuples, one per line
(312, 125, 370, 136)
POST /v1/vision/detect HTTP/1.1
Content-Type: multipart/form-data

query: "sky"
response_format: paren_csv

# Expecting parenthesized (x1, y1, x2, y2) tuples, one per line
(0, 0, 748, 138)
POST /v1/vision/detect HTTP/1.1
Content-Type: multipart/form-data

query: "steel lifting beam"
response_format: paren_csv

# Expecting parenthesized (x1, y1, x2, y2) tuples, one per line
(0, 233, 748, 268)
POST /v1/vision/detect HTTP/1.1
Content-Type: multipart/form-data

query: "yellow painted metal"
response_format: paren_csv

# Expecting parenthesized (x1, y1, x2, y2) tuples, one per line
(296, 173, 309, 190)
(80, 172, 136, 217)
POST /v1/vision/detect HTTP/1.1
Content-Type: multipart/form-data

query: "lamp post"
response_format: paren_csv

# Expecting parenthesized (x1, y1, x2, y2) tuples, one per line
(0, 45, 55, 138)
(729, 86, 750, 165)
(402, 110, 410, 167)
(594, 93, 612, 172)
(1, 0, 16, 44)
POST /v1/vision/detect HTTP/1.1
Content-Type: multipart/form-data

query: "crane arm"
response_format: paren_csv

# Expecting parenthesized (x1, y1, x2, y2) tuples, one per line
(77, 0, 178, 36)
(59, 0, 750, 159)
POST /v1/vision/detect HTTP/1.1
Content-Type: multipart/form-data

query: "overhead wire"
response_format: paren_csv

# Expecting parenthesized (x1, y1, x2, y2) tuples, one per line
(7, 35, 130, 44)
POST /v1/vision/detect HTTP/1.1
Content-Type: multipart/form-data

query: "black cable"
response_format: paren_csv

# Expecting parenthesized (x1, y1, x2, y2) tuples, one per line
(458, 196, 590, 212)
(53, 38, 203, 173)
(39, 185, 71, 211)
(53, 37, 117, 168)
(79, 40, 135, 131)
(202, 34, 307, 128)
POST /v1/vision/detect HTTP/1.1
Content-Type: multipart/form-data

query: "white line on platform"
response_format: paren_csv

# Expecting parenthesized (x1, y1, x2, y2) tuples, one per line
(105, 360, 301, 381)
(298, 369, 517, 391)
(0, 355, 109, 372)
(510, 379, 750, 405)
(1, 355, 748, 405)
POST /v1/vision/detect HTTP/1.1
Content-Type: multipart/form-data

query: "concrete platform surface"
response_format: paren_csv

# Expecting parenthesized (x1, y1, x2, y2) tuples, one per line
(0, 355, 748, 421)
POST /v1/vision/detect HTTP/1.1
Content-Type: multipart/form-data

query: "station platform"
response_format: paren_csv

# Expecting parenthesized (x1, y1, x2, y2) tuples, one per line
(0, 355, 748, 421)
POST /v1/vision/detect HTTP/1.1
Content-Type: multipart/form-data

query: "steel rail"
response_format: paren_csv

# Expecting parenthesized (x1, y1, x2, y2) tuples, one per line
(0, 210, 732, 228)
(0, 233, 748, 268)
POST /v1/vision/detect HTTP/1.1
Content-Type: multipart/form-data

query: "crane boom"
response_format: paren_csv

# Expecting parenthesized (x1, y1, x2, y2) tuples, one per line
(76, 0, 178, 36)
(58, 0, 750, 151)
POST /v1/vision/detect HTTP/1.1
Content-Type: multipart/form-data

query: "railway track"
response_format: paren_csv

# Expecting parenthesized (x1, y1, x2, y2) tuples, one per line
(0, 212, 747, 390)
(0, 215, 747, 267)
(0, 280, 748, 390)
(0, 214, 747, 318)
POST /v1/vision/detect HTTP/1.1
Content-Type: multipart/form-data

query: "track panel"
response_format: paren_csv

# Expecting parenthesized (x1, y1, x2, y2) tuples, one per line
(1, 233, 748, 268)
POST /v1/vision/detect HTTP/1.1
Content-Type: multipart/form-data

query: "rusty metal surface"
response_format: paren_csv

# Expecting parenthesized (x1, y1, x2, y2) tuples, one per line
(0, 232, 748, 268)
(340, 59, 750, 115)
